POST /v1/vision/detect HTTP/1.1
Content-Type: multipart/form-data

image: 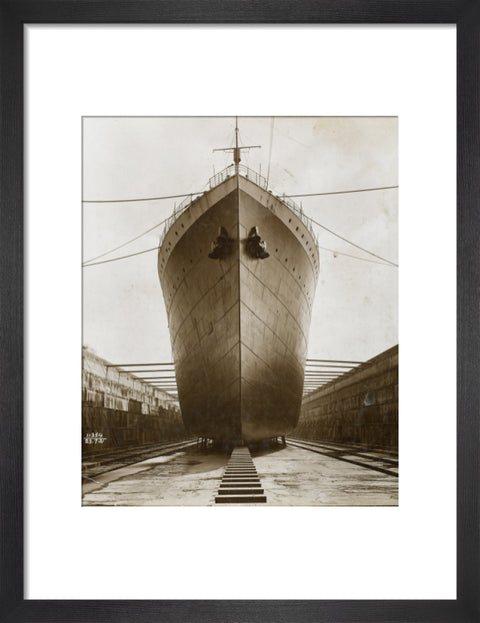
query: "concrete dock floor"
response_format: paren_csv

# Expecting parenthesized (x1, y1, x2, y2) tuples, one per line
(82, 444, 398, 506)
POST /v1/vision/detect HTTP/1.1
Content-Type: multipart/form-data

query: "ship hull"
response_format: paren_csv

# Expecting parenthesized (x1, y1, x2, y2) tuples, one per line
(158, 174, 319, 442)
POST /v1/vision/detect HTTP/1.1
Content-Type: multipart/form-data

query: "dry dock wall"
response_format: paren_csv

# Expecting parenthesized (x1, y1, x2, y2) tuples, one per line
(294, 345, 398, 450)
(82, 348, 188, 453)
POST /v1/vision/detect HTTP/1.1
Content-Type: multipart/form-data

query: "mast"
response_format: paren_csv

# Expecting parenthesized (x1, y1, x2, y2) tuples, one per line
(234, 117, 240, 172)
(213, 117, 261, 174)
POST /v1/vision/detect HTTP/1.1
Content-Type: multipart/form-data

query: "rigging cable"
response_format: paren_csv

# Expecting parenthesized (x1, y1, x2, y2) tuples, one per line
(83, 185, 397, 205)
(82, 187, 398, 268)
(83, 246, 159, 267)
(82, 240, 395, 270)
(266, 117, 275, 186)
(317, 245, 394, 267)
(83, 192, 197, 204)
(286, 186, 398, 198)
(83, 215, 171, 265)
(305, 214, 398, 267)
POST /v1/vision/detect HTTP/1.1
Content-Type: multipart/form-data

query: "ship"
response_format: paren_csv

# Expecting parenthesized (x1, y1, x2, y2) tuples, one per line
(158, 121, 319, 443)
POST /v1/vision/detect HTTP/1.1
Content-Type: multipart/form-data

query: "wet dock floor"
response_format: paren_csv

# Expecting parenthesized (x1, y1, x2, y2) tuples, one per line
(82, 444, 398, 506)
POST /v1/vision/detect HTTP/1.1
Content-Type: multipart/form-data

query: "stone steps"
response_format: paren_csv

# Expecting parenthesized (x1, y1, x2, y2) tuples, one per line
(215, 447, 266, 504)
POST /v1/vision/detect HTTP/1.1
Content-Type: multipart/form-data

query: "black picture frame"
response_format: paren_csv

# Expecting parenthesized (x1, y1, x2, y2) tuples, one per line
(1, 2, 478, 622)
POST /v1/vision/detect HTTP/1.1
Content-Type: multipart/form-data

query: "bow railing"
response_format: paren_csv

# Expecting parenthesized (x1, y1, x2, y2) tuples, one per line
(158, 165, 318, 249)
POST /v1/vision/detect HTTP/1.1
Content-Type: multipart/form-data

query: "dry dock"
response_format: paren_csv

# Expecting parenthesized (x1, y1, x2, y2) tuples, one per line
(82, 442, 397, 506)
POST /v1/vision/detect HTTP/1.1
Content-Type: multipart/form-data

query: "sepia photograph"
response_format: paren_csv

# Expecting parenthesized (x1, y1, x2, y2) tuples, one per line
(4, 14, 463, 618)
(82, 116, 398, 506)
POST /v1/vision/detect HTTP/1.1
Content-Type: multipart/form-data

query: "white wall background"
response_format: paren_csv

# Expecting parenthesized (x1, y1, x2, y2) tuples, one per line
(25, 25, 456, 600)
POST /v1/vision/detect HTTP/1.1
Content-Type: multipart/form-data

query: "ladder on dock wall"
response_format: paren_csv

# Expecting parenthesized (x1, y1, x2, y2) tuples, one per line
(215, 447, 266, 504)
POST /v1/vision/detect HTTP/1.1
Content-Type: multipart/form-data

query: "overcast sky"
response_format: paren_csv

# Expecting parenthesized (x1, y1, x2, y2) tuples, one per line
(83, 117, 398, 366)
